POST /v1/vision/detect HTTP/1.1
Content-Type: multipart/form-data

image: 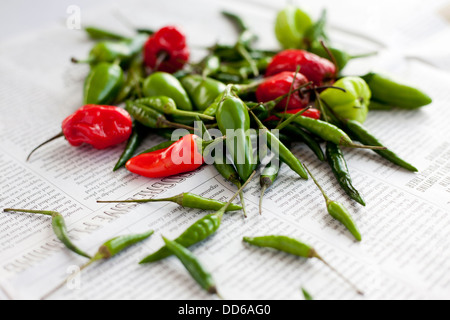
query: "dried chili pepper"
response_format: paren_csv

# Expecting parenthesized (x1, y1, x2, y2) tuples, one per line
(265, 49, 336, 86)
(143, 26, 190, 74)
(27, 105, 133, 161)
(125, 134, 223, 179)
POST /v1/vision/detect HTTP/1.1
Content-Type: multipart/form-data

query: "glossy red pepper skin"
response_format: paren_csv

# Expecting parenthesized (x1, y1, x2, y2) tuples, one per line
(62, 105, 133, 149)
(265, 108, 321, 122)
(126, 134, 204, 178)
(256, 71, 310, 110)
(266, 49, 336, 86)
(143, 26, 190, 74)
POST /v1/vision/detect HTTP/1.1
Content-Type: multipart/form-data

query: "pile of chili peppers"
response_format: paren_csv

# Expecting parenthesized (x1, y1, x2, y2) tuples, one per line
(15, 6, 433, 299)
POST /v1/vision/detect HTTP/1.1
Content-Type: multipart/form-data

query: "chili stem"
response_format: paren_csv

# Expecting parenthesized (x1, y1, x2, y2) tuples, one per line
(4, 209, 56, 216)
(275, 106, 312, 131)
(27, 132, 65, 162)
(320, 40, 339, 76)
(303, 165, 330, 204)
(278, 65, 301, 127)
(313, 253, 364, 296)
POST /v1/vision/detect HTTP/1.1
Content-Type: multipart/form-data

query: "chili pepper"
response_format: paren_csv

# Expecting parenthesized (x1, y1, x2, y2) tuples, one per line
(133, 96, 214, 121)
(84, 26, 127, 41)
(3, 209, 91, 259)
(344, 119, 418, 172)
(73, 34, 148, 66)
(125, 101, 194, 131)
(143, 72, 193, 111)
(140, 171, 255, 264)
(361, 72, 432, 109)
(277, 114, 386, 150)
(259, 160, 281, 214)
(216, 87, 257, 182)
(98, 192, 242, 212)
(243, 235, 363, 295)
(304, 165, 362, 241)
(143, 26, 190, 74)
(326, 142, 366, 206)
(319, 77, 371, 124)
(250, 109, 308, 180)
(162, 237, 220, 296)
(265, 50, 336, 86)
(27, 105, 133, 161)
(199, 55, 221, 78)
(275, 5, 313, 49)
(210, 44, 277, 62)
(125, 134, 223, 179)
(217, 56, 272, 81)
(256, 71, 311, 110)
(266, 121, 325, 162)
(113, 122, 148, 171)
(83, 62, 124, 105)
(302, 288, 314, 301)
(114, 54, 145, 103)
(41, 230, 154, 300)
(180, 75, 227, 111)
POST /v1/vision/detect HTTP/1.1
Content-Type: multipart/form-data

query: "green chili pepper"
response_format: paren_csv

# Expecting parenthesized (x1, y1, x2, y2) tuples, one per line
(180, 75, 227, 111)
(304, 165, 362, 241)
(250, 110, 308, 180)
(114, 54, 145, 103)
(275, 5, 313, 49)
(266, 121, 325, 162)
(216, 88, 257, 182)
(83, 62, 124, 105)
(163, 237, 220, 296)
(113, 122, 148, 171)
(243, 235, 363, 295)
(217, 57, 272, 81)
(98, 192, 242, 212)
(125, 101, 194, 131)
(84, 26, 127, 41)
(133, 96, 214, 121)
(3, 209, 91, 259)
(140, 171, 256, 264)
(143, 72, 193, 111)
(302, 288, 314, 301)
(320, 77, 371, 124)
(278, 114, 385, 151)
(259, 160, 281, 214)
(362, 72, 432, 109)
(326, 142, 366, 206)
(74, 34, 148, 66)
(344, 119, 418, 172)
(41, 229, 154, 300)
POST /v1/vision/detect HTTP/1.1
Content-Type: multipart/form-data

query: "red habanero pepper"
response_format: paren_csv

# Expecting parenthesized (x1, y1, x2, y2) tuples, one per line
(27, 105, 133, 161)
(256, 71, 310, 110)
(143, 26, 190, 74)
(265, 108, 321, 122)
(126, 134, 221, 179)
(265, 49, 336, 86)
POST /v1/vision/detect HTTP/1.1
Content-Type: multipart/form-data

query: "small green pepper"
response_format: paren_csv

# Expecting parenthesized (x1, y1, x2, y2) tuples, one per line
(362, 72, 432, 109)
(320, 77, 371, 124)
(83, 62, 124, 105)
(180, 75, 227, 111)
(113, 122, 148, 171)
(114, 54, 145, 103)
(163, 237, 220, 296)
(143, 72, 193, 111)
(3, 209, 91, 259)
(275, 5, 313, 49)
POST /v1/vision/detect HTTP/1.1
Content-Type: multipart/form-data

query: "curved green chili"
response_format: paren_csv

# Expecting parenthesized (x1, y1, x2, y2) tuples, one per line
(4, 209, 91, 259)
(325, 142, 366, 206)
(113, 122, 148, 171)
(97, 192, 242, 212)
(243, 235, 363, 295)
(163, 237, 219, 295)
(140, 171, 256, 264)
(84, 26, 127, 41)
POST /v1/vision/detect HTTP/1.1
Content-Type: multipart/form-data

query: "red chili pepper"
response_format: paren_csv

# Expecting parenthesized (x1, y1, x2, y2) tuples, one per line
(256, 71, 310, 110)
(126, 134, 218, 178)
(265, 108, 321, 122)
(27, 105, 133, 161)
(265, 49, 336, 86)
(143, 26, 190, 74)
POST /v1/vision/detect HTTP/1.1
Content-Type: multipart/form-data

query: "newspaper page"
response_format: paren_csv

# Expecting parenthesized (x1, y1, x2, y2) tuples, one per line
(0, 0, 449, 300)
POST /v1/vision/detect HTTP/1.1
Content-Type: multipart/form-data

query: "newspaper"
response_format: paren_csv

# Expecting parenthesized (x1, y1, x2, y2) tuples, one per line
(0, 0, 449, 300)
